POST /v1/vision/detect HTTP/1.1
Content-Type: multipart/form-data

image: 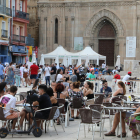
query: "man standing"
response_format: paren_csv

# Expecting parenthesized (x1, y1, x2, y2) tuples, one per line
(50, 63, 56, 82)
(29, 61, 39, 86)
(102, 61, 106, 69)
(44, 64, 51, 86)
(0, 62, 4, 83)
(20, 64, 25, 86)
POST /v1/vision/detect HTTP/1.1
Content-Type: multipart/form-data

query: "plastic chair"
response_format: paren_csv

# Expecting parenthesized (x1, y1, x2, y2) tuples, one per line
(57, 98, 70, 127)
(77, 108, 102, 140)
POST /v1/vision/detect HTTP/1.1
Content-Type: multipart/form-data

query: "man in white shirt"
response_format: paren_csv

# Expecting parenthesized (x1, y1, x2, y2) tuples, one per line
(0, 86, 25, 132)
(20, 64, 25, 86)
(122, 72, 132, 81)
(102, 61, 106, 69)
(44, 64, 51, 86)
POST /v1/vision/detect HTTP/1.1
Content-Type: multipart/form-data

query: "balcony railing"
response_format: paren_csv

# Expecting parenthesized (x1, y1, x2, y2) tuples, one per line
(13, 10, 29, 20)
(12, 34, 25, 43)
(0, 5, 12, 17)
(1, 29, 7, 38)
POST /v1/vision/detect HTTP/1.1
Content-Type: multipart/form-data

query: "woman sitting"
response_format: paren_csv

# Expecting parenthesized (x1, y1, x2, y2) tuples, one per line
(113, 81, 126, 97)
(105, 106, 140, 139)
(68, 82, 83, 119)
(47, 87, 58, 106)
(54, 83, 66, 99)
(83, 81, 94, 99)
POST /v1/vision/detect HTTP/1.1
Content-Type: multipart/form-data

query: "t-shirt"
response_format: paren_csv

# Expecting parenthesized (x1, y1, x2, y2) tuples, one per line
(0, 64, 4, 75)
(56, 74, 63, 82)
(14, 68, 20, 76)
(105, 75, 113, 81)
(51, 66, 56, 75)
(100, 87, 112, 97)
(68, 70, 73, 75)
(114, 74, 121, 79)
(90, 68, 94, 71)
(30, 64, 39, 75)
(37, 93, 52, 119)
(0, 94, 16, 118)
(20, 66, 24, 75)
(71, 75, 77, 82)
(89, 74, 96, 80)
(94, 68, 99, 74)
(45, 67, 51, 76)
(60, 67, 64, 71)
(38, 68, 42, 74)
(86, 73, 91, 78)
(102, 63, 106, 68)
(122, 74, 130, 81)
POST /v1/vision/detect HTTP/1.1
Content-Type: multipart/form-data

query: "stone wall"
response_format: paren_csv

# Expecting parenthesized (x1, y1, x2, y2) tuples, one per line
(36, 0, 140, 65)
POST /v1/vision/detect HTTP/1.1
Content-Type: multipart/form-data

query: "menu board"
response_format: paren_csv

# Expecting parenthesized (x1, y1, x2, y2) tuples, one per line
(126, 36, 136, 57)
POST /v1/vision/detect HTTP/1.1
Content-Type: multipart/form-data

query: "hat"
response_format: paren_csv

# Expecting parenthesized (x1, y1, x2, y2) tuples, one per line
(33, 61, 36, 64)
(128, 72, 131, 75)
(0, 82, 7, 92)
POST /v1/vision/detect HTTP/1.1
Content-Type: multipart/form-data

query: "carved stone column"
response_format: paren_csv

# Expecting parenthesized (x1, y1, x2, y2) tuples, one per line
(65, 16, 68, 49)
(71, 16, 75, 48)
(44, 17, 47, 52)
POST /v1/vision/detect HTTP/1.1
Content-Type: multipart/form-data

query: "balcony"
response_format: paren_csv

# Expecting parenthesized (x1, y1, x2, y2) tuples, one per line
(13, 10, 29, 21)
(0, 5, 12, 17)
(1, 29, 8, 38)
(12, 34, 25, 44)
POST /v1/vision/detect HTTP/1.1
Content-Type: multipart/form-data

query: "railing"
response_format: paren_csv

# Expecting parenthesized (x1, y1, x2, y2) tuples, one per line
(12, 34, 25, 43)
(13, 10, 29, 20)
(1, 29, 7, 38)
(0, 5, 12, 17)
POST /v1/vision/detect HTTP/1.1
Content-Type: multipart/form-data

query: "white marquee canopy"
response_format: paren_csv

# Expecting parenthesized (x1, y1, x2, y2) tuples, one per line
(40, 45, 106, 66)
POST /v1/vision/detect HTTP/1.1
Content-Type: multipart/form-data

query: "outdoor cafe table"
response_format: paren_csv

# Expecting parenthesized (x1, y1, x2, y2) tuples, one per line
(116, 101, 140, 107)
(103, 106, 137, 140)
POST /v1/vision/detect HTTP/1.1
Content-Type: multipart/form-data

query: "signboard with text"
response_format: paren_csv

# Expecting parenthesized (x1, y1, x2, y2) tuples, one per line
(74, 37, 83, 50)
(126, 36, 136, 57)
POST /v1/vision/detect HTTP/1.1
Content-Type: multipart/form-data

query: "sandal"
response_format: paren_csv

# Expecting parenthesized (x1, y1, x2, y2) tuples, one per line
(104, 131, 116, 136)
(132, 134, 137, 139)
(117, 133, 126, 138)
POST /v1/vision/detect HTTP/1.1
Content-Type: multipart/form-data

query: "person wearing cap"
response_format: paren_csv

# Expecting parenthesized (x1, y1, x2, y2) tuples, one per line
(29, 61, 39, 86)
(122, 72, 136, 92)
(114, 71, 121, 80)
(122, 72, 132, 81)
(0, 82, 7, 97)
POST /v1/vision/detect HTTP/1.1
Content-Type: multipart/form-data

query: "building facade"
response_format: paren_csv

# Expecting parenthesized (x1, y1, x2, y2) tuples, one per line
(0, 0, 12, 64)
(10, 0, 29, 64)
(37, 0, 140, 67)
(27, 0, 39, 47)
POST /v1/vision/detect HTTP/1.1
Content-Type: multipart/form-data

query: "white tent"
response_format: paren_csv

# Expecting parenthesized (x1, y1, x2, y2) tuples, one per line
(40, 45, 106, 66)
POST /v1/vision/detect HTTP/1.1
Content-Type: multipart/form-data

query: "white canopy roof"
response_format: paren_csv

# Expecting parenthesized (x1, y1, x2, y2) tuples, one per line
(40, 45, 106, 66)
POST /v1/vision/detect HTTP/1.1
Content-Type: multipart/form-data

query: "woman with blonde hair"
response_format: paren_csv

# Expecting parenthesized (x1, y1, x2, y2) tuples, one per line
(113, 81, 126, 96)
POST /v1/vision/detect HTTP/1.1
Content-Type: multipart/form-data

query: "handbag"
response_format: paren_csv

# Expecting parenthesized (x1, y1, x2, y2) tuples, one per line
(23, 72, 28, 78)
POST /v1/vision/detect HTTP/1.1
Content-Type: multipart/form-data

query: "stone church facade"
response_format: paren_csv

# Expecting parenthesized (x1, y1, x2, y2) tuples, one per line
(37, 0, 140, 66)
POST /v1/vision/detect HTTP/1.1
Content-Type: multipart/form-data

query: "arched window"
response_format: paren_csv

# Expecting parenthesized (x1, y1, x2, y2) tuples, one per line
(55, 18, 58, 43)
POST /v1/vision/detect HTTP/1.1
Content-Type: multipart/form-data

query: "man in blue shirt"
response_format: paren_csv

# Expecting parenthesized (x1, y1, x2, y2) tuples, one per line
(0, 62, 4, 82)
(59, 64, 64, 71)
(100, 80, 112, 98)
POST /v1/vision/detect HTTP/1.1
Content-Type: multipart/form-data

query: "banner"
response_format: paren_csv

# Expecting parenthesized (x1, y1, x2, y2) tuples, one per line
(126, 36, 136, 57)
(74, 37, 83, 50)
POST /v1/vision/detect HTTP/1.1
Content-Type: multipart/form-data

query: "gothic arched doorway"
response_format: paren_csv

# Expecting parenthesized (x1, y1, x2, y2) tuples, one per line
(98, 20, 116, 66)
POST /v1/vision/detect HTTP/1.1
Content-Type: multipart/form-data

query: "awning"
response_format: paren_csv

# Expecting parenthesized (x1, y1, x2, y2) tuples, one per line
(13, 53, 27, 56)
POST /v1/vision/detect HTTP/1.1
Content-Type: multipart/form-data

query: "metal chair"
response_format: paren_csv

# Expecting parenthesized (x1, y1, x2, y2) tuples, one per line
(77, 108, 102, 140)
(94, 95, 104, 104)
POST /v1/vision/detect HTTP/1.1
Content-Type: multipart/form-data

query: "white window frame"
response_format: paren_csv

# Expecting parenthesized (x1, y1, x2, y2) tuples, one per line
(2, 21, 6, 30)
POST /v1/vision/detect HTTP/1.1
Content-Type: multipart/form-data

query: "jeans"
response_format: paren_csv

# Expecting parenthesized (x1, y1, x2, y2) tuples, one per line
(46, 76, 50, 86)
(15, 75, 20, 86)
(102, 70, 106, 75)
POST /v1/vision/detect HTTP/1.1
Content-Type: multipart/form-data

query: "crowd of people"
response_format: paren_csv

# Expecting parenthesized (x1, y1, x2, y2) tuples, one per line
(0, 60, 140, 139)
